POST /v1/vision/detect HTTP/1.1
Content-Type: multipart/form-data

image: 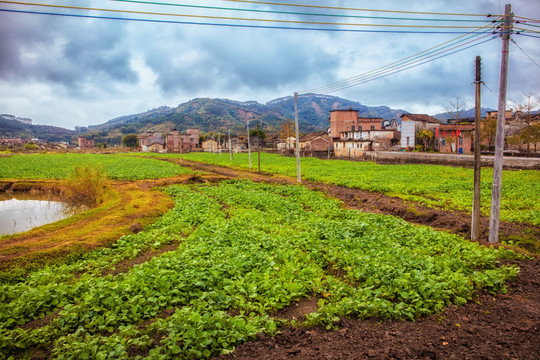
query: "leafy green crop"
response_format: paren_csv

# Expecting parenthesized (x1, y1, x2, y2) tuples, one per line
(0, 180, 523, 359)
(0, 153, 191, 180)
(181, 152, 540, 226)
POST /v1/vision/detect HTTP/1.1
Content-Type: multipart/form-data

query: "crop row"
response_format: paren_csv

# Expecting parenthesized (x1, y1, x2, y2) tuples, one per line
(0, 154, 191, 180)
(0, 180, 522, 359)
(181, 152, 540, 226)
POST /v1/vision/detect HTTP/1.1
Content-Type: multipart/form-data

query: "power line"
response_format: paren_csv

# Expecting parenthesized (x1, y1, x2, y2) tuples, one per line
(222, 0, 495, 17)
(302, 36, 496, 96)
(301, 27, 495, 94)
(511, 38, 540, 69)
(0, 1, 496, 29)
(304, 27, 493, 93)
(111, 0, 495, 23)
(0, 8, 494, 34)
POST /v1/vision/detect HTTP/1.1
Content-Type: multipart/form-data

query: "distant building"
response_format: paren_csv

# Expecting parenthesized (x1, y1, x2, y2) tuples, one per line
(78, 137, 95, 149)
(438, 124, 475, 154)
(299, 131, 331, 154)
(0, 137, 24, 147)
(329, 109, 399, 157)
(139, 128, 199, 152)
(400, 114, 441, 150)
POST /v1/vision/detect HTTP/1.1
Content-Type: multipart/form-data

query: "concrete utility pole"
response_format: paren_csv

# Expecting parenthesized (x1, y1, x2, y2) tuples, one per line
(489, 4, 513, 244)
(257, 121, 261, 172)
(218, 131, 222, 156)
(294, 92, 301, 182)
(246, 120, 252, 169)
(471, 56, 482, 241)
(228, 129, 232, 160)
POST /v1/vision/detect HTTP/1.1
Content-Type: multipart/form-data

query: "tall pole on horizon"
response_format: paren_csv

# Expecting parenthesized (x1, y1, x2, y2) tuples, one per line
(489, 4, 513, 244)
(228, 129, 233, 160)
(294, 92, 301, 182)
(247, 119, 252, 169)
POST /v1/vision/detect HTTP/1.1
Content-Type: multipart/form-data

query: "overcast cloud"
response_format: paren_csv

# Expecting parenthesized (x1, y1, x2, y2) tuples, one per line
(0, 0, 539, 129)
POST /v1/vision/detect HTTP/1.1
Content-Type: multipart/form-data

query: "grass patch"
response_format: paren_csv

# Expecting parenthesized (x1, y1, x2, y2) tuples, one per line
(0, 182, 174, 275)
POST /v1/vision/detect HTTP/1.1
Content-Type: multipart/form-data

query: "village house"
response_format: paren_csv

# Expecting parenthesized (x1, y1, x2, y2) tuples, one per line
(201, 138, 219, 152)
(139, 128, 199, 152)
(329, 109, 399, 158)
(138, 130, 164, 152)
(400, 114, 441, 150)
(277, 136, 297, 152)
(0, 137, 24, 147)
(438, 124, 475, 154)
(77, 137, 95, 149)
(299, 131, 331, 156)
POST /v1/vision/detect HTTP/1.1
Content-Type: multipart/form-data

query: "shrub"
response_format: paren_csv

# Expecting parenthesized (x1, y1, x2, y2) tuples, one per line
(61, 164, 109, 207)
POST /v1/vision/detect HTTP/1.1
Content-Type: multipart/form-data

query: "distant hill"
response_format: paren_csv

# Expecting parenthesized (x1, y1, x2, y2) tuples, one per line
(0, 115, 75, 142)
(433, 107, 496, 123)
(88, 94, 408, 136)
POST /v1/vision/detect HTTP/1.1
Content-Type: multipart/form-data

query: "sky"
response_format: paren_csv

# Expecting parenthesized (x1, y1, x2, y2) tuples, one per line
(0, 0, 539, 129)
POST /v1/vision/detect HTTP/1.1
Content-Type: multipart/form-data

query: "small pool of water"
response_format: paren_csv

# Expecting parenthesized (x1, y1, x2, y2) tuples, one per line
(0, 194, 81, 236)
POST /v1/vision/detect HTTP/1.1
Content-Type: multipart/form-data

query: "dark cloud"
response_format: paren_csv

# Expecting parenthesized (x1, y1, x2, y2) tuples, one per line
(0, 12, 137, 93)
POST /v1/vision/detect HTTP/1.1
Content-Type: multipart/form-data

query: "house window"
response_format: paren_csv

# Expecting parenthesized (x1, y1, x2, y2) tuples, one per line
(406, 137, 410, 146)
(358, 126, 363, 131)
(441, 138, 446, 146)
(459, 137, 463, 146)
(370, 125, 375, 131)
(352, 126, 355, 131)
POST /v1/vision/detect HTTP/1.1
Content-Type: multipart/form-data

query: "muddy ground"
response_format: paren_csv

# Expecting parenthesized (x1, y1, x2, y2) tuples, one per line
(172, 160, 540, 360)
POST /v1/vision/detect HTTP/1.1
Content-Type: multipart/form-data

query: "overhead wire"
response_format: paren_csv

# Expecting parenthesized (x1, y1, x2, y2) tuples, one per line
(110, 0, 495, 23)
(301, 24, 497, 94)
(299, 35, 496, 96)
(0, 8, 497, 34)
(222, 0, 496, 17)
(0, 1, 497, 29)
(511, 38, 540, 69)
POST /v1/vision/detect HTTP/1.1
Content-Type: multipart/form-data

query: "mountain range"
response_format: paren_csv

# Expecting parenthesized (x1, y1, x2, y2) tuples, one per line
(2, 94, 496, 144)
(83, 94, 408, 142)
(0, 114, 75, 143)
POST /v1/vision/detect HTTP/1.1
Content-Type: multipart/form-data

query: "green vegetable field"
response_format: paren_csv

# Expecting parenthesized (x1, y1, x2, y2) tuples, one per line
(0, 154, 191, 180)
(180, 152, 540, 226)
(0, 180, 523, 359)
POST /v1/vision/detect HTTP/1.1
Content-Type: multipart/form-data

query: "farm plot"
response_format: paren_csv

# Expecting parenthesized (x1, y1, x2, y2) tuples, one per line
(181, 152, 540, 226)
(0, 180, 522, 359)
(0, 153, 192, 180)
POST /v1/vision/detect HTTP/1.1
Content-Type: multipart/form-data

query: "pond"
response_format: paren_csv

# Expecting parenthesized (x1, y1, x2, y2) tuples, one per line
(0, 193, 82, 236)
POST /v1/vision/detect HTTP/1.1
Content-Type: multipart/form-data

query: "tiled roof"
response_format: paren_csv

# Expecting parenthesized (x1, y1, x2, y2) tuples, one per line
(299, 131, 329, 142)
(400, 114, 441, 124)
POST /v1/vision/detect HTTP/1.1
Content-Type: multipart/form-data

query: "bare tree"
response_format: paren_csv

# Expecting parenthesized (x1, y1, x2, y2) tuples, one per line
(444, 96, 470, 124)
(511, 93, 540, 156)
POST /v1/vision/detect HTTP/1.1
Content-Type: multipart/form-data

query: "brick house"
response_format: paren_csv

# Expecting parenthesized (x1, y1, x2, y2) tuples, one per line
(299, 131, 331, 154)
(139, 128, 199, 152)
(329, 109, 398, 158)
(78, 137, 95, 149)
(438, 124, 475, 154)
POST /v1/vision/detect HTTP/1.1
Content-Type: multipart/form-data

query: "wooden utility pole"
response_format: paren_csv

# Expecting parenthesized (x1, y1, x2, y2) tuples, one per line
(471, 56, 482, 241)
(228, 129, 232, 160)
(489, 4, 513, 244)
(294, 92, 301, 182)
(246, 120, 252, 169)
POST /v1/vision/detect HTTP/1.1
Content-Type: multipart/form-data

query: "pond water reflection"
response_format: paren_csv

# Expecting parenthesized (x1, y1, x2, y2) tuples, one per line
(0, 193, 82, 236)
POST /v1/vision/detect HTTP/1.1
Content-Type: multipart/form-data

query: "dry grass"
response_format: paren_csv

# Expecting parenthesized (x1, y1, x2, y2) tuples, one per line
(61, 164, 109, 207)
